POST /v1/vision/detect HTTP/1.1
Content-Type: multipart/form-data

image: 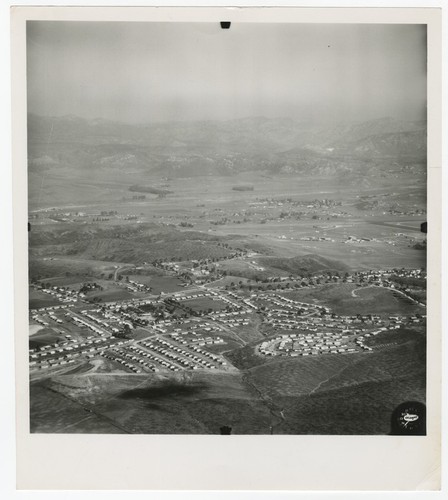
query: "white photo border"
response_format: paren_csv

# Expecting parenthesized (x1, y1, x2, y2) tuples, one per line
(10, 5, 442, 492)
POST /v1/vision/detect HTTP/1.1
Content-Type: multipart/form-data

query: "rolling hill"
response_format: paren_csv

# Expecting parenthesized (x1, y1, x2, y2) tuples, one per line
(257, 254, 349, 275)
(28, 114, 426, 178)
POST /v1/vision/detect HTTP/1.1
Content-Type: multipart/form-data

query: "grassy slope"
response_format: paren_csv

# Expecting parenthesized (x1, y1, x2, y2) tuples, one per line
(30, 223, 235, 265)
(30, 371, 272, 434)
(245, 331, 425, 434)
(279, 283, 424, 316)
(258, 254, 349, 275)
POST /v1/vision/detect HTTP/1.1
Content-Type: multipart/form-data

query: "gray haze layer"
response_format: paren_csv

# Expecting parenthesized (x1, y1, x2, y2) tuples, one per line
(27, 22, 426, 124)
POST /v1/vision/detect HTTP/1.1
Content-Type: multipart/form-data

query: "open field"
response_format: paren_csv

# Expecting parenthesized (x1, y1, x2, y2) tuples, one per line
(216, 258, 274, 280)
(30, 371, 272, 434)
(248, 231, 425, 270)
(182, 297, 228, 312)
(278, 283, 424, 316)
(313, 334, 425, 393)
(29, 297, 61, 310)
(148, 276, 185, 294)
(86, 287, 134, 303)
(30, 383, 127, 433)
(32, 276, 88, 287)
(29, 289, 62, 309)
(273, 374, 426, 434)
(246, 354, 364, 397)
(29, 256, 124, 281)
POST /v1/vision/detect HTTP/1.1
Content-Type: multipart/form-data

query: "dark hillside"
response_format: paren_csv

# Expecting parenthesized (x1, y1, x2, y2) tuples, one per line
(258, 254, 349, 275)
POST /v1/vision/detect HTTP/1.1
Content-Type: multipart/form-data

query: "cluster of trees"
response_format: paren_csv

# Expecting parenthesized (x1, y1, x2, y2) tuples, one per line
(79, 282, 103, 293)
(279, 210, 303, 220)
(38, 282, 60, 290)
(223, 271, 347, 291)
(161, 297, 228, 318)
(150, 247, 246, 272)
(114, 323, 133, 339)
(211, 217, 252, 225)
(412, 239, 427, 250)
(388, 274, 426, 288)
(137, 302, 167, 320)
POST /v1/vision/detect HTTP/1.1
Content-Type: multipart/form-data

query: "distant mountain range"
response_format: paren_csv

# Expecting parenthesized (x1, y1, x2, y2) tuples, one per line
(27, 114, 426, 178)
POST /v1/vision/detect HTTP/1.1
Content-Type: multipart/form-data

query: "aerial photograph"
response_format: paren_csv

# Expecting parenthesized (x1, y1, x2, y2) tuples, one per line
(27, 21, 427, 434)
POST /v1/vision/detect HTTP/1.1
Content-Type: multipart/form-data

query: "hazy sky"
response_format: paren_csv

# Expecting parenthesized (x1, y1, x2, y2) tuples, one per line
(27, 22, 427, 124)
